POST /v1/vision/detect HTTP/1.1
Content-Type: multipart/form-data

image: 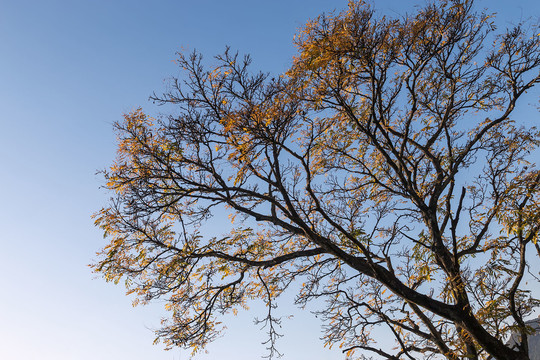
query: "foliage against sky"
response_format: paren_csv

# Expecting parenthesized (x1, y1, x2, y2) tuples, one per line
(94, 1, 540, 359)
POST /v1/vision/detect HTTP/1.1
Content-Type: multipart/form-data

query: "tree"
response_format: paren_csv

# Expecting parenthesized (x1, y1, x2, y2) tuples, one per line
(93, 1, 540, 359)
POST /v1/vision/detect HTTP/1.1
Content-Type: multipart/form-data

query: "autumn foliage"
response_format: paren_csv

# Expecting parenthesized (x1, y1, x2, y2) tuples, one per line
(94, 1, 540, 359)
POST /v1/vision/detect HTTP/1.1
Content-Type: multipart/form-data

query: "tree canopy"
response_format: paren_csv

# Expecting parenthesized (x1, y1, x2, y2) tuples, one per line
(93, 1, 540, 359)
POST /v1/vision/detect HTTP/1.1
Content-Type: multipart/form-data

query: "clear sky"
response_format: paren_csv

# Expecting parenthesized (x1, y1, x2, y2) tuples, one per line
(1, 1, 539, 359)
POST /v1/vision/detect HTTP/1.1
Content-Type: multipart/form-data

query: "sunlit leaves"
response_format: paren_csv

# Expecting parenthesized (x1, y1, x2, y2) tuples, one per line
(94, 1, 540, 359)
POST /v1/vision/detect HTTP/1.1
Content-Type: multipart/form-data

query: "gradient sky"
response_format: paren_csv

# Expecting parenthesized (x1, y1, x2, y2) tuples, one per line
(1, 1, 539, 359)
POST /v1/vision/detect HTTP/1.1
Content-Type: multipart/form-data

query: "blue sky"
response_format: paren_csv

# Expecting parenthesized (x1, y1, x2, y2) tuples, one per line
(1, 1, 539, 359)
